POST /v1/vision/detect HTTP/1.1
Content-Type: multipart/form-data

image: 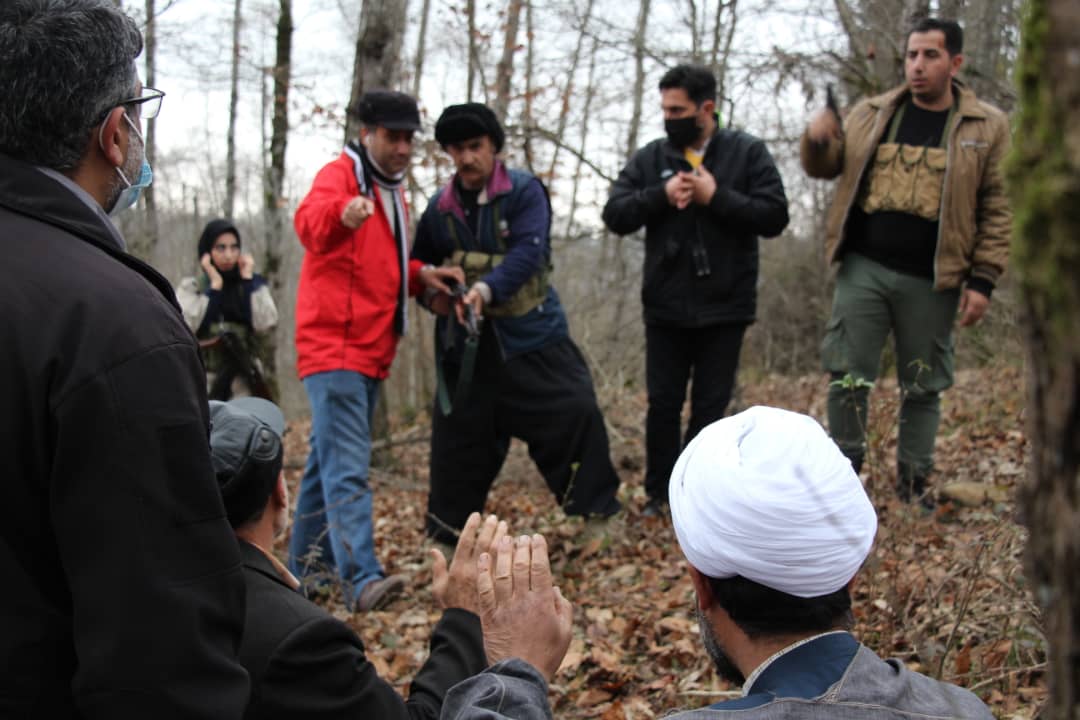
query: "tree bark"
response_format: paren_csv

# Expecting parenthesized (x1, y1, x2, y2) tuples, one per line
(546, 0, 593, 182)
(493, 0, 524, 124)
(1009, 1, 1080, 716)
(344, 0, 407, 142)
(625, 0, 651, 162)
(140, 0, 158, 260)
(466, 0, 477, 102)
(709, 0, 737, 108)
(224, 0, 243, 218)
(410, 0, 432, 98)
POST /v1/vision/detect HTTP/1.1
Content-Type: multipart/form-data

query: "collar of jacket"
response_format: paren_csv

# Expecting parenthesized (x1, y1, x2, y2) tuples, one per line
(0, 152, 182, 313)
(660, 121, 722, 165)
(436, 159, 513, 224)
(869, 80, 987, 121)
(709, 631, 860, 710)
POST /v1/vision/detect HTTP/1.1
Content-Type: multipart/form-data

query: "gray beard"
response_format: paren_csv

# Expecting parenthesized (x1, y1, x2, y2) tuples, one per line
(696, 606, 745, 686)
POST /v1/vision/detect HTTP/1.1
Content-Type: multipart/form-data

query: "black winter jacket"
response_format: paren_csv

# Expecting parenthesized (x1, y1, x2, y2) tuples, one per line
(238, 541, 487, 719)
(603, 128, 789, 327)
(0, 154, 249, 718)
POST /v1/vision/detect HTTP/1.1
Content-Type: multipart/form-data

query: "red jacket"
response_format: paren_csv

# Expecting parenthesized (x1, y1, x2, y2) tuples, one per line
(294, 152, 423, 380)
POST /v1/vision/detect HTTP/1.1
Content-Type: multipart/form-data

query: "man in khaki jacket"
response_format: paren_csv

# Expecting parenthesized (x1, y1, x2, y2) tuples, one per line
(801, 17, 1011, 507)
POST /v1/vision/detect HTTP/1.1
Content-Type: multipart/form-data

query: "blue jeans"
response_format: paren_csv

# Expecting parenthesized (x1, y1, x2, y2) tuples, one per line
(288, 370, 383, 604)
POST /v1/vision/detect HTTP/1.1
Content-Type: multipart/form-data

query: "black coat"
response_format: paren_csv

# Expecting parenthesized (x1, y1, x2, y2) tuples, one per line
(0, 154, 249, 718)
(602, 128, 790, 327)
(237, 541, 487, 719)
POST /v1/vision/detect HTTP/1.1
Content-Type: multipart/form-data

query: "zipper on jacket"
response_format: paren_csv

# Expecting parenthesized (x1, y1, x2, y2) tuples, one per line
(933, 104, 963, 291)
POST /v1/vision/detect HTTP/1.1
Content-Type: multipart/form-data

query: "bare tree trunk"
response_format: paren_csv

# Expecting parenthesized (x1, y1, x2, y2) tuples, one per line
(956, 0, 1018, 111)
(344, 0, 407, 142)
(224, 0, 243, 218)
(259, 0, 292, 400)
(625, 0, 651, 161)
(566, 36, 598, 236)
(687, 0, 700, 63)
(466, 0, 477, 102)
(1009, 1, 1080, 715)
(493, 0, 524, 124)
(546, 0, 593, 182)
(709, 0, 737, 108)
(832, 0, 928, 97)
(140, 0, 158, 259)
(521, 0, 535, 171)
(411, 0, 432, 98)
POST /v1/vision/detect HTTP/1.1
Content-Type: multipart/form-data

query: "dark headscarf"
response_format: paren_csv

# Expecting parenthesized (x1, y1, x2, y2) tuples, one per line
(197, 219, 248, 326)
(198, 218, 241, 260)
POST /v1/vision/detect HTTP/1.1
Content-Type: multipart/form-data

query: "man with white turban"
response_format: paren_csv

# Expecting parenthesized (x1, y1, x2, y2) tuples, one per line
(437, 406, 993, 719)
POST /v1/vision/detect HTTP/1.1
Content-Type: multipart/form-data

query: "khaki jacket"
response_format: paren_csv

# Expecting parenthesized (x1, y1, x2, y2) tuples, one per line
(800, 83, 1012, 290)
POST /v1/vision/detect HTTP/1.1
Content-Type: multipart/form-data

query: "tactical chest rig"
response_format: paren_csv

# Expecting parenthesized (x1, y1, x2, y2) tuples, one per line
(859, 101, 956, 221)
(443, 184, 552, 318)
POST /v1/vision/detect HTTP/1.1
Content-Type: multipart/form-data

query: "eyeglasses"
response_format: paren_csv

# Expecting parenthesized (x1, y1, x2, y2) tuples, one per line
(118, 86, 165, 120)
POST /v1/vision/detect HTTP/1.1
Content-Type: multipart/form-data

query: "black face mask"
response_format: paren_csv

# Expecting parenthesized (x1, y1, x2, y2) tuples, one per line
(665, 115, 701, 148)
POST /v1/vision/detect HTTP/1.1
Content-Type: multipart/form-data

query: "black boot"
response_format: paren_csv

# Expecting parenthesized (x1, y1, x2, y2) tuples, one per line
(896, 462, 935, 510)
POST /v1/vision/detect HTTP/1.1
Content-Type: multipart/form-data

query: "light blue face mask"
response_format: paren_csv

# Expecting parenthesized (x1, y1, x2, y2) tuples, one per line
(111, 159, 153, 216)
(107, 113, 154, 216)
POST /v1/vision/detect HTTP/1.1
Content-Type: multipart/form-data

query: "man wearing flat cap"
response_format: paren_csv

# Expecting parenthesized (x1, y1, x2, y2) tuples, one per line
(291, 90, 463, 611)
(441, 406, 993, 718)
(411, 102, 621, 544)
(208, 397, 502, 719)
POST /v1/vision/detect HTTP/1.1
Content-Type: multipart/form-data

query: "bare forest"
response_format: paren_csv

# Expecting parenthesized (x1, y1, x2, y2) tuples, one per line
(113, 0, 1078, 715)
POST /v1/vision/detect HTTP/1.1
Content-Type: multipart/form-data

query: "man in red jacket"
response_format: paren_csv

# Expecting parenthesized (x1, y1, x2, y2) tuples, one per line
(290, 90, 462, 612)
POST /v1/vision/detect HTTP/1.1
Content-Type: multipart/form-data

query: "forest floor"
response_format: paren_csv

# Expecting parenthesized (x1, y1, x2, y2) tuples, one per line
(277, 362, 1044, 719)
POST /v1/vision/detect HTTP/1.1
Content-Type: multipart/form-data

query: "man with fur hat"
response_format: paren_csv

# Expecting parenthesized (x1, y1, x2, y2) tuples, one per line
(290, 90, 464, 611)
(439, 406, 993, 718)
(208, 396, 496, 718)
(411, 102, 621, 545)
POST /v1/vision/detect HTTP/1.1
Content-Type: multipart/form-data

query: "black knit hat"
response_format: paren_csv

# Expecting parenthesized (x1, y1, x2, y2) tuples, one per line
(354, 90, 421, 131)
(434, 103, 505, 152)
(209, 397, 286, 528)
(197, 218, 241, 261)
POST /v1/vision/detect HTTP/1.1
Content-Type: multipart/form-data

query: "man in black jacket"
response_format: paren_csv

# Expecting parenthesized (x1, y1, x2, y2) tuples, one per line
(207, 397, 493, 718)
(0, 1, 249, 716)
(603, 65, 789, 516)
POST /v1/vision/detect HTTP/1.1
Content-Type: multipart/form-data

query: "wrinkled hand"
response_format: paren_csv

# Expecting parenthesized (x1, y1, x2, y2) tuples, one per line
(806, 108, 842, 145)
(455, 286, 485, 327)
(239, 253, 255, 280)
(431, 512, 508, 614)
(477, 534, 574, 681)
(958, 288, 990, 327)
(200, 253, 223, 290)
(341, 196, 375, 230)
(419, 265, 465, 295)
(686, 166, 717, 205)
(665, 173, 694, 210)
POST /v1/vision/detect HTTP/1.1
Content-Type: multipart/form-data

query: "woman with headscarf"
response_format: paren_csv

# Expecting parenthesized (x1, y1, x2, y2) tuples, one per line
(176, 219, 279, 400)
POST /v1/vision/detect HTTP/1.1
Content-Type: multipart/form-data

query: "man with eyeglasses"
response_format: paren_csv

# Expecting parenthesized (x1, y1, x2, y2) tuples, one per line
(0, 1, 250, 717)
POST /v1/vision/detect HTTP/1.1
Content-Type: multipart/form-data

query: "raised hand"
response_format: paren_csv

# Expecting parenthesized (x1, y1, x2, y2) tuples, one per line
(200, 252, 223, 290)
(238, 253, 255, 280)
(431, 512, 508, 614)
(476, 534, 574, 680)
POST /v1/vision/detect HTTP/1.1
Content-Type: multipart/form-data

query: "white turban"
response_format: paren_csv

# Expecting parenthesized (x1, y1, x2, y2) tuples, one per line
(669, 406, 877, 598)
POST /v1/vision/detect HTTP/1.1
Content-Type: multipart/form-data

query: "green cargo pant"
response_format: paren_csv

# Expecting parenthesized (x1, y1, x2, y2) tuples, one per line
(822, 253, 960, 477)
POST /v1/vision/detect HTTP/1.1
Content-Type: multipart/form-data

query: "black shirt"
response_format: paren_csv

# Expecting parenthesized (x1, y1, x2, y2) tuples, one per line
(845, 101, 952, 279)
